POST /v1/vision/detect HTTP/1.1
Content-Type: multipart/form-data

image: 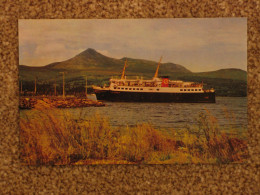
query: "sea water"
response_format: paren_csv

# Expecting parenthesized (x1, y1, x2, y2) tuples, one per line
(67, 96, 247, 134)
(20, 96, 247, 135)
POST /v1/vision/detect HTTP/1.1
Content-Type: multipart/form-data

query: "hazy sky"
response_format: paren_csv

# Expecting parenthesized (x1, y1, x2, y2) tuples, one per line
(19, 18, 247, 72)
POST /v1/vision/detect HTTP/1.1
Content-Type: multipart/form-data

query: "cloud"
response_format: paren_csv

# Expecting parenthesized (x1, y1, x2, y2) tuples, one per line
(19, 18, 247, 71)
(35, 43, 65, 56)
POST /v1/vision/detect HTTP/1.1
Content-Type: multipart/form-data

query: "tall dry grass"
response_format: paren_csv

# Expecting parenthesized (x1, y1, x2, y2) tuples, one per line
(184, 109, 249, 163)
(20, 107, 179, 165)
(20, 107, 122, 164)
(20, 106, 248, 165)
(118, 123, 177, 163)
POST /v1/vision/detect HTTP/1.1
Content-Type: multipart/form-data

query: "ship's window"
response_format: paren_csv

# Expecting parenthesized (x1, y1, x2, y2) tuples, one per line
(188, 89, 190, 91)
(117, 87, 120, 89)
(157, 89, 159, 91)
(129, 88, 132, 90)
(184, 89, 186, 91)
(121, 88, 124, 89)
(195, 89, 197, 91)
(114, 87, 116, 89)
(133, 88, 135, 90)
(137, 88, 139, 90)
(199, 89, 201, 91)
(180, 89, 183, 91)
(125, 88, 128, 90)
(140, 88, 143, 90)
(191, 89, 194, 91)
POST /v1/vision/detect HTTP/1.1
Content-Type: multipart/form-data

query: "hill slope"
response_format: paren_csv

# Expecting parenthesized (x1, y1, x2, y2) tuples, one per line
(19, 48, 247, 96)
(42, 48, 191, 75)
(20, 48, 192, 81)
(194, 68, 247, 82)
(177, 69, 247, 97)
(46, 48, 123, 70)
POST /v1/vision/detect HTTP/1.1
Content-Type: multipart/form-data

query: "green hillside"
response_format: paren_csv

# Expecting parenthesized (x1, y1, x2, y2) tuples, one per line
(193, 69, 247, 82)
(47, 48, 123, 70)
(19, 48, 247, 97)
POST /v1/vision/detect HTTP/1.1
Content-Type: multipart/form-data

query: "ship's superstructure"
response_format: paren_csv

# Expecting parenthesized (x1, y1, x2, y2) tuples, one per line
(93, 58, 215, 103)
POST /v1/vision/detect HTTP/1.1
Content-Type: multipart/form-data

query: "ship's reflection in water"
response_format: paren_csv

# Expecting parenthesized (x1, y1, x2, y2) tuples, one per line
(68, 96, 247, 135)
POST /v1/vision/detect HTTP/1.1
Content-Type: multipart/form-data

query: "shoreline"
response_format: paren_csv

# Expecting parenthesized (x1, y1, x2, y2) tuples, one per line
(19, 96, 105, 109)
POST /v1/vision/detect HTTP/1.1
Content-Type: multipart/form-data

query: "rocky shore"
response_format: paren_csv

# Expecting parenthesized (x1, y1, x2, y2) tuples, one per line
(19, 96, 105, 109)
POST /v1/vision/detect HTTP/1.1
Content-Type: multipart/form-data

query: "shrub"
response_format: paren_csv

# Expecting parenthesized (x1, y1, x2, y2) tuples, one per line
(20, 108, 120, 165)
(188, 110, 249, 163)
(118, 123, 177, 162)
(20, 106, 248, 164)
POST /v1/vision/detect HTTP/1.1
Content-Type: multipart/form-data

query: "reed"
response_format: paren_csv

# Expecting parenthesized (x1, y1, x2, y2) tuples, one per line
(20, 106, 248, 165)
(20, 107, 121, 165)
(118, 123, 177, 163)
(184, 109, 249, 163)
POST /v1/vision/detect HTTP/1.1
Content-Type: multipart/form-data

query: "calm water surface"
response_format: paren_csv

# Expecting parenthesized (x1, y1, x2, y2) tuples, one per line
(20, 96, 247, 135)
(67, 96, 247, 133)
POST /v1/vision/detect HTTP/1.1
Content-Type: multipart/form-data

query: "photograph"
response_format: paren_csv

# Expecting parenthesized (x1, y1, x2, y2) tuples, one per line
(19, 18, 248, 165)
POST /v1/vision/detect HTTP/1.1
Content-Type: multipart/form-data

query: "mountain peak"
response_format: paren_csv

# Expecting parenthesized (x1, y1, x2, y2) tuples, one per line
(79, 48, 99, 55)
(74, 48, 107, 60)
(86, 48, 97, 53)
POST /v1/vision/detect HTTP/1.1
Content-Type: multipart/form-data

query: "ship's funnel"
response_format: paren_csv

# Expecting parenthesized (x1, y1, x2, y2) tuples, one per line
(154, 56, 163, 78)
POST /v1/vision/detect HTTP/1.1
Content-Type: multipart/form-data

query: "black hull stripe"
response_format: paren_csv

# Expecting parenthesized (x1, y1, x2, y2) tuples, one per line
(95, 90, 216, 103)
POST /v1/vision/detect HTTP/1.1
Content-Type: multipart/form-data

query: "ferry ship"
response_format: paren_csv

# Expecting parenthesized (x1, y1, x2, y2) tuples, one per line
(93, 57, 215, 103)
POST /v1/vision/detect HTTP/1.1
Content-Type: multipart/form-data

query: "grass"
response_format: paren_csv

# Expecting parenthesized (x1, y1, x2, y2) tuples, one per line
(20, 106, 249, 165)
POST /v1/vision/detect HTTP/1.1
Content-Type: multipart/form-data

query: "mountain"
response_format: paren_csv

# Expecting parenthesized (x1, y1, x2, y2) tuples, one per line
(193, 68, 247, 82)
(45, 48, 123, 70)
(20, 48, 192, 81)
(177, 69, 247, 97)
(121, 57, 191, 76)
(19, 48, 247, 96)
(40, 48, 191, 75)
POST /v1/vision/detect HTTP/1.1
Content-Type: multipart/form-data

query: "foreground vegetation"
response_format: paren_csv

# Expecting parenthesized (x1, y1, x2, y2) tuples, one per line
(20, 107, 248, 165)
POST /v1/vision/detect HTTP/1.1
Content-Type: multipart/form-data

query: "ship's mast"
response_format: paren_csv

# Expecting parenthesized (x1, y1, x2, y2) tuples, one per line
(121, 59, 127, 79)
(153, 56, 163, 78)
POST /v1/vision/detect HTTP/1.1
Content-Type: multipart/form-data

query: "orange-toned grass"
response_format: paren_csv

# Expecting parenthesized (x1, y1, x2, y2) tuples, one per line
(20, 106, 248, 165)
(185, 109, 249, 163)
(118, 123, 177, 163)
(20, 107, 178, 165)
(207, 133, 248, 163)
(20, 107, 121, 165)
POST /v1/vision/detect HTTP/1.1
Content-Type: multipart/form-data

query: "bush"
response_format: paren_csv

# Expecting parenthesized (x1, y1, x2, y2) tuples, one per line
(20, 107, 248, 165)
(20, 108, 120, 165)
(20, 108, 178, 164)
(118, 123, 177, 162)
(185, 110, 249, 163)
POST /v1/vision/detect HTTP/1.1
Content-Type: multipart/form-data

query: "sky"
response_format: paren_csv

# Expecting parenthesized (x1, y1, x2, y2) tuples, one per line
(19, 18, 247, 72)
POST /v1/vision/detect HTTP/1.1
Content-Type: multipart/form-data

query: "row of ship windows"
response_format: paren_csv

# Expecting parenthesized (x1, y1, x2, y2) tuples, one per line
(180, 89, 202, 91)
(114, 87, 144, 90)
(114, 87, 202, 91)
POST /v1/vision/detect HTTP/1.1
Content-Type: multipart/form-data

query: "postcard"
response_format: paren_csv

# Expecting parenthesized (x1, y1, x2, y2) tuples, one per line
(19, 18, 248, 165)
